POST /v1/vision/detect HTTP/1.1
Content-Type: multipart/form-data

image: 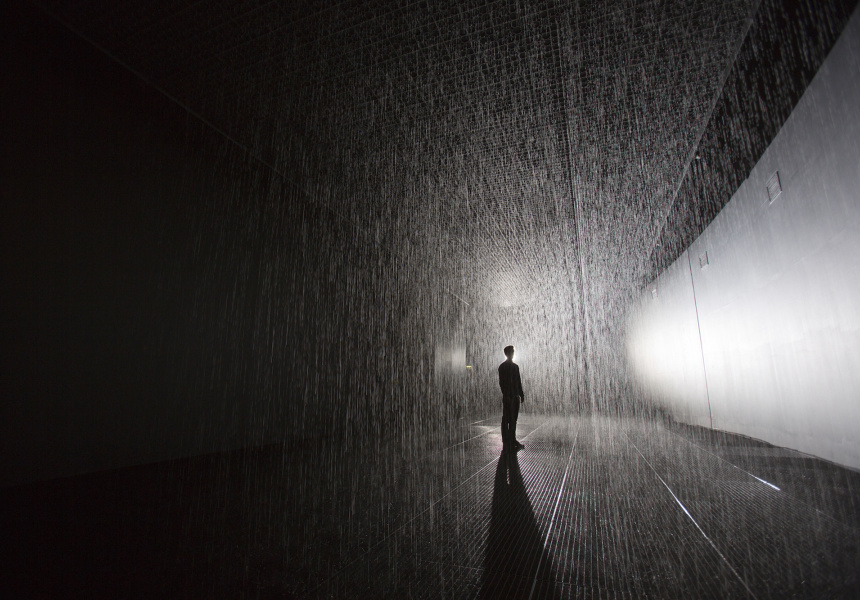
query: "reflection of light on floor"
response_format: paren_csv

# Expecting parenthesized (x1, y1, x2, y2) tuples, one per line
(320, 415, 858, 596)
(5, 415, 858, 597)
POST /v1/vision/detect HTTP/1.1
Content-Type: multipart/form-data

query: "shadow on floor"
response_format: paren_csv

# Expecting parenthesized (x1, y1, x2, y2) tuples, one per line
(481, 451, 560, 599)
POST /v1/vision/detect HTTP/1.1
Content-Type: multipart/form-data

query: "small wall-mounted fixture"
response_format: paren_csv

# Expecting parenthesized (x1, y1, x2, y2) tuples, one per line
(767, 171, 782, 204)
(699, 251, 709, 269)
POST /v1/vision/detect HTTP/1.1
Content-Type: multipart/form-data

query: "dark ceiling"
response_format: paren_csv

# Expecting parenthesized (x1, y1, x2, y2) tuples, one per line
(38, 0, 758, 313)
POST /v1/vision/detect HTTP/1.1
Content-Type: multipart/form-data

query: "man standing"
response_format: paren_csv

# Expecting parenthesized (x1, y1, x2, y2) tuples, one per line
(498, 345, 525, 452)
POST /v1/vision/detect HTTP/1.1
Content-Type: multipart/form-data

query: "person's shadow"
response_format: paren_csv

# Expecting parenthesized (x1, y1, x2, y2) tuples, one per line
(480, 452, 561, 599)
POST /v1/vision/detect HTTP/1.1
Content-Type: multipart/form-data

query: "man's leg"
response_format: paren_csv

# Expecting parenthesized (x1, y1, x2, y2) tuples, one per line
(510, 398, 520, 445)
(501, 396, 513, 448)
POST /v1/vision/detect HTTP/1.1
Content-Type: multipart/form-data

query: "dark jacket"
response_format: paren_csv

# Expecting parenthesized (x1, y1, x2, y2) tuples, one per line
(498, 360, 524, 398)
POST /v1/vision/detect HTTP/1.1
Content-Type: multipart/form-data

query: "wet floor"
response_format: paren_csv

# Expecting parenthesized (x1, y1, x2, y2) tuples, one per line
(2, 415, 859, 599)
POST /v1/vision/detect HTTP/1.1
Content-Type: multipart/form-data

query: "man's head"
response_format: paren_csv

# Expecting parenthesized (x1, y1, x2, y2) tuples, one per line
(504, 345, 515, 359)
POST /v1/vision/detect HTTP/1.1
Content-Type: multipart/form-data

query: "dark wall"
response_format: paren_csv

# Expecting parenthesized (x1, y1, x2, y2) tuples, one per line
(0, 3, 443, 486)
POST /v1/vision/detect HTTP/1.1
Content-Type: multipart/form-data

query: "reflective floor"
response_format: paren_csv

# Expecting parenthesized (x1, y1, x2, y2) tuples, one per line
(2, 415, 859, 598)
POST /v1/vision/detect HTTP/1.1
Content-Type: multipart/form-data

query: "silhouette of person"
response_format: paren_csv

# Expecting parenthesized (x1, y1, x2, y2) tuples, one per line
(481, 452, 560, 598)
(498, 345, 524, 452)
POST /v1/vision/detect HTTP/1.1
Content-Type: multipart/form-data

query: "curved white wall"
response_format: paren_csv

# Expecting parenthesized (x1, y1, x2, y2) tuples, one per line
(627, 255, 711, 428)
(629, 6, 860, 469)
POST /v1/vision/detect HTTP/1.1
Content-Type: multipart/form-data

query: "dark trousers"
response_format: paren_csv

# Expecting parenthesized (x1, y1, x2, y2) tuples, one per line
(501, 395, 520, 447)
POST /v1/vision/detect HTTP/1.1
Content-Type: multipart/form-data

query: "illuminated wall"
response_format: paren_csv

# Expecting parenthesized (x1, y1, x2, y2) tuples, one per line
(629, 8, 860, 468)
(627, 256, 712, 428)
